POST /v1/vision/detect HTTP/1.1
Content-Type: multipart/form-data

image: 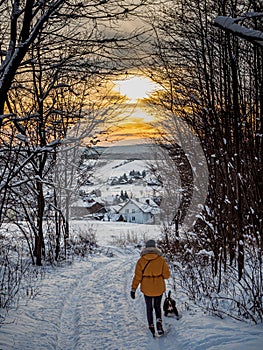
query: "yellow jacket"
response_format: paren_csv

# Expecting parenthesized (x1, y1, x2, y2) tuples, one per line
(131, 247, 170, 297)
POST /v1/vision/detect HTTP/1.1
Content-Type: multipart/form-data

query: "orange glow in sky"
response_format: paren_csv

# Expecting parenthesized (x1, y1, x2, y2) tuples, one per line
(106, 75, 161, 144)
(114, 116, 158, 138)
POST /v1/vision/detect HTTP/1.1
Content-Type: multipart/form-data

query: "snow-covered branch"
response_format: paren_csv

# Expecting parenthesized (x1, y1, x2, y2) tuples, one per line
(214, 13, 263, 46)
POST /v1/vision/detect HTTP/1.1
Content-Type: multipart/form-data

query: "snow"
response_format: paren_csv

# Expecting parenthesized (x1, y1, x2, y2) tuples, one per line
(197, 249, 214, 257)
(214, 15, 263, 46)
(83, 158, 153, 199)
(16, 134, 28, 143)
(0, 221, 262, 350)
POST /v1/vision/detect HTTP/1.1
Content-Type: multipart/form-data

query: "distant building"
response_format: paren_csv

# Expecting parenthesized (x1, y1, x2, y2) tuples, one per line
(70, 198, 106, 219)
(118, 198, 160, 224)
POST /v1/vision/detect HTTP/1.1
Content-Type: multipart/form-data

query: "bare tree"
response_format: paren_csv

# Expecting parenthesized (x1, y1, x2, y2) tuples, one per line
(141, 0, 262, 322)
(0, 0, 153, 265)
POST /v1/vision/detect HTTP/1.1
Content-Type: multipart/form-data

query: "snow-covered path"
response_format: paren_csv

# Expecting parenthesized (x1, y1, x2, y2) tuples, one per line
(56, 248, 151, 350)
(0, 233, 262, 349)
(1, 246, 179, 350)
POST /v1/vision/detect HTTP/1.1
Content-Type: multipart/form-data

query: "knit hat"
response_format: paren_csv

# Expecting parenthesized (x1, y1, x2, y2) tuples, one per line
(145, 239, 156, 248)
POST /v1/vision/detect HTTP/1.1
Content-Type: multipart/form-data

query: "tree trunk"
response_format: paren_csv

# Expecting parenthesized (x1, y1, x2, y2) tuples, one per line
(35, 180, 45, 266)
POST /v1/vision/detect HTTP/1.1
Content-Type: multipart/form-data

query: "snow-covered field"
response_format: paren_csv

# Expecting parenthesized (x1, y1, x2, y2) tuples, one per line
(0, 221, 262, 350)
(84, 157, 154, 199)
(82, 143, 174, 201)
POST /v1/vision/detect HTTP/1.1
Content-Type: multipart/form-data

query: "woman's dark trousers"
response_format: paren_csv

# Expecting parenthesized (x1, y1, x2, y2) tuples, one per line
(144, 294, 162, 326)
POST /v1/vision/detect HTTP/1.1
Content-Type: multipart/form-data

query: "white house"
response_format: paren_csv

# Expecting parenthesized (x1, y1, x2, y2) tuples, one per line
(118, 198, 160, 224)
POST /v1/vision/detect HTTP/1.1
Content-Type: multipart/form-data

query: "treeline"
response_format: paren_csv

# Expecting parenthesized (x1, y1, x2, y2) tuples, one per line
(109, 170, 147, 185)
(0, 0, 150, 266)
(144, 0, 262, 322)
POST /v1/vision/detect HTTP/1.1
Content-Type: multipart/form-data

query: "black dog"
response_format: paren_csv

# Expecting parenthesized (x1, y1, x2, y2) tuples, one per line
(163, 291, 179, 318)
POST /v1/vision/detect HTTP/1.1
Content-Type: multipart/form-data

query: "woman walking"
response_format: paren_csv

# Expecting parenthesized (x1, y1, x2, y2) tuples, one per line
(130, 239, 170, 337)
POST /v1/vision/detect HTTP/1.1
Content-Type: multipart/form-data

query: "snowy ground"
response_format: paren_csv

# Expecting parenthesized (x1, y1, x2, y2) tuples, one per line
(83, 157, 154, 200)
(0, 221, 262, 350)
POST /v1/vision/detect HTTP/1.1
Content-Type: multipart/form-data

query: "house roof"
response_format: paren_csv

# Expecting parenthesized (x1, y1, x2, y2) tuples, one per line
(118, 198, 160, 215)
(71, 198, 104, 209)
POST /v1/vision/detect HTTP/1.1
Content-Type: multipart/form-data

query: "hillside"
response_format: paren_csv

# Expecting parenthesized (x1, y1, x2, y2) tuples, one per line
(82, 144, 163, 201)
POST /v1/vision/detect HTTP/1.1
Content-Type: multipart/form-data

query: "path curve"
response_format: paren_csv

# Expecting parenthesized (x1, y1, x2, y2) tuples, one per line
(1, 247, 181, 350)
(1, 246, 261, 350)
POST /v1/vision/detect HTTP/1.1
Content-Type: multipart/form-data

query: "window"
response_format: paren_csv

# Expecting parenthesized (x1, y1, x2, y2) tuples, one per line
(132, 216, 136, 221)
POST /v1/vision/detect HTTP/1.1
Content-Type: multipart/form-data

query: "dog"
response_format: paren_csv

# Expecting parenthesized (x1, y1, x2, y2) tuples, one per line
(163, 291, 179, 318)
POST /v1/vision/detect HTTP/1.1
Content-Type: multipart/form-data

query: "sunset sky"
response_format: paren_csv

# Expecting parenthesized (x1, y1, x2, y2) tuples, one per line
(101, 75, 162, 145)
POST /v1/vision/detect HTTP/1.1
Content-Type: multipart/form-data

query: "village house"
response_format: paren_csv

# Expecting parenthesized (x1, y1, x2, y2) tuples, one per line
(70, 198, 106, 219)
(117, 198, 160, 224)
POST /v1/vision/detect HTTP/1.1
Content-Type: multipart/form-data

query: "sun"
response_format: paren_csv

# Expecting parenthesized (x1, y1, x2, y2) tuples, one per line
(113, 75, 158, 102)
